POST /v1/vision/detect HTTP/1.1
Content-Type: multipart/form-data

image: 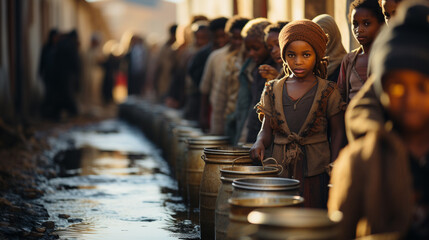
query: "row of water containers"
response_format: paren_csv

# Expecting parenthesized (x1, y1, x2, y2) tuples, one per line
(119, 98, 343, 240)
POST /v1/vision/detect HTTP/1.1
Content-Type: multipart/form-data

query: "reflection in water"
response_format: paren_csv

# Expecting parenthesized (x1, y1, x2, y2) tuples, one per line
(41, 120, 200, 240)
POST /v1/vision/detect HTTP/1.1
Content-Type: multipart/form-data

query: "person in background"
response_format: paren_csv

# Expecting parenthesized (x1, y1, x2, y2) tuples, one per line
(251, 20, 345, 208)
(198, 18, 233, 131)
(154, 24, 177, 102)
(39, 29, 59, 119)
(379, 0, 403, 25)
(189, 17, 229, 126)
(328, 2, 429, 239)
(184, 17, 228, 121)
(312, 14, 347, 83)
(201, 16, 249, 135)
(166, 17, 209, 109)
(81, 33, 105, 115)
(258, 21, 289, 81)
(50, 30, 81, 120)
(337, 0, 384, 103)
(228, 18, 272, 144)
(345, 0, 405, 142)
(126, 35, 148, 96)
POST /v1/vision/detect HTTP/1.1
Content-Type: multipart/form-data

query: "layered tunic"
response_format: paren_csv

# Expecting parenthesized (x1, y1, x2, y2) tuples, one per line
(256, 77, 344, 177)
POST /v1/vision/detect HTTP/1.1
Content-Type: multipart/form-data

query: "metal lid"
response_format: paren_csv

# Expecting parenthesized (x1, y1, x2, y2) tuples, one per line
(187, 136, 230, 146)
(233, 177, 300, 190)
(228, 196, 304, 208)
(203, 146, 250, 155)
(220, 166, 279, 176)
(247, 208, 343, 228)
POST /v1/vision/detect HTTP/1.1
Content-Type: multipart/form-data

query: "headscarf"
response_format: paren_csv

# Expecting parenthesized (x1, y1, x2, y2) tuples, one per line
(278, 19, 329, 79)
(312, 14, 347, 76)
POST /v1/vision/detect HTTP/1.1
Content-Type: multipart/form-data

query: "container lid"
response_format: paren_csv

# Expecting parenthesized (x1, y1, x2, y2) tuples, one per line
(247, 208, 343, 228)
(234, 177, 300, 187)
(188, 136, 230, 145)
(220, 166, 279, 175)
(228, 196, 304, 208)
(204, 146, 250, 155)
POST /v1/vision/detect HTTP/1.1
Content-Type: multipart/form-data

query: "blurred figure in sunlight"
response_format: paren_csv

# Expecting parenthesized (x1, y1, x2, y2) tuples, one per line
(81, 33, 105, 116)
(126, 35, 148, 96)
(153, 24, 177, 102)
(164, 16, 210, 109)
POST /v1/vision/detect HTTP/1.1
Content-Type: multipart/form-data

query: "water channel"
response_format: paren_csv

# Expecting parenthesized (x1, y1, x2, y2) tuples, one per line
(39, 119, 200, 240)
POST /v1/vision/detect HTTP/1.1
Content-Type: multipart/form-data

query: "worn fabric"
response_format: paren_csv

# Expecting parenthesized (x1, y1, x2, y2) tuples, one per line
(312, 14, 347, 77)
(345, 76, 387, 142)
(154, 42, 175, 99)
(337, 46, 367, 103)
(210, 48, 245, 135)
(283, 82, 318, 134)
(246, 57, 277, 143)
(328, 129, 414, 239)
(199, 44, 230, 104)
(184, 43, 213, 120)
(256, 77, 344, 177)
(225, 58, 255, 144)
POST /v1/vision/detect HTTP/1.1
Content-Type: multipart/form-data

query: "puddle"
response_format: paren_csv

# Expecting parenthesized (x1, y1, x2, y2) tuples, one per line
(40, 120, 200, 240)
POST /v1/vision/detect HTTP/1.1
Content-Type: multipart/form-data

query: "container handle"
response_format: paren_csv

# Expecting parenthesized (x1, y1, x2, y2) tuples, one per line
(231, 155, 249, 169)
(201, 154, 206, 161)
(262, 157, 283, 175)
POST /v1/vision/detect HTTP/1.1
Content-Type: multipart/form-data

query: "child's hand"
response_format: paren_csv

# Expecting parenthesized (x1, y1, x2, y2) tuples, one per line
(258, 64, 279, 81)
(250, 141, 265, 163)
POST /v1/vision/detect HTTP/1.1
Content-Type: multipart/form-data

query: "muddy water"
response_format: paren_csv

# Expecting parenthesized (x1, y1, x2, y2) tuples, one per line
(40, 120, 200, 240)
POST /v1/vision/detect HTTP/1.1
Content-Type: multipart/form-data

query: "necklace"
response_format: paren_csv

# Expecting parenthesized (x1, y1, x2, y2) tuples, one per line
(287, 78, 318, 111)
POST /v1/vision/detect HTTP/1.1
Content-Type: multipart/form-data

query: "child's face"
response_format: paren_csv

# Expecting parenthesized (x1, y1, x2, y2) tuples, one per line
(195, 29, 210, 48)
(351, 8, 383, 47)
(244, 36, 269, 65)
(383, 70, 429, 133)
(265, 32, 282, 64)
(381, 0, 399, 25)
(229, 29, 243, 51)
(284, 40, 316, 80)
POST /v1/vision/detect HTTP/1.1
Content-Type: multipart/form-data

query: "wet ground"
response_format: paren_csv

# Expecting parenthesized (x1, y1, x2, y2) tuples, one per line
(39, 119, 200, 240)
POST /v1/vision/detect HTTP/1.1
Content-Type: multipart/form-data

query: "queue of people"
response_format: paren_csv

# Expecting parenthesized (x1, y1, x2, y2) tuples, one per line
(38, 0, 428, 238)
(153, 0, 428, 239)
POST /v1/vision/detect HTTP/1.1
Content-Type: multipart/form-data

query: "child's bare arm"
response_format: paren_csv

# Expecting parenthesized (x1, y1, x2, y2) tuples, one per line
(250, 116, 273, 162)
(329, 112, 346, 162)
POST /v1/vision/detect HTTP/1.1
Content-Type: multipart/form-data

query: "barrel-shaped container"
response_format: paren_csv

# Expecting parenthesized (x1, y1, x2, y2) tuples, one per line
(247, 208, 343, 240)
(215, 166, 281, 240)
(199, 147, 253, 240)
(170, 126, 202, 175)
(186, 136, 230, 209)
(226, 196, 304, 240)
(173, 127, 203, 198)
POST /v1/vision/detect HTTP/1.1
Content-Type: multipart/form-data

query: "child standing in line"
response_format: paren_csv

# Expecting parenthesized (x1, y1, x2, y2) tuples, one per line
(258, 21, 289, 81)
(329, 2, 429, 238)
(251, 20, 346, 208)
(337, 0, 384, 103)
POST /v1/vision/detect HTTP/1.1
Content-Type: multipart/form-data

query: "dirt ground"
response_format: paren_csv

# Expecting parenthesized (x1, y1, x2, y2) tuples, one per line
(0, 105, 117, 239)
